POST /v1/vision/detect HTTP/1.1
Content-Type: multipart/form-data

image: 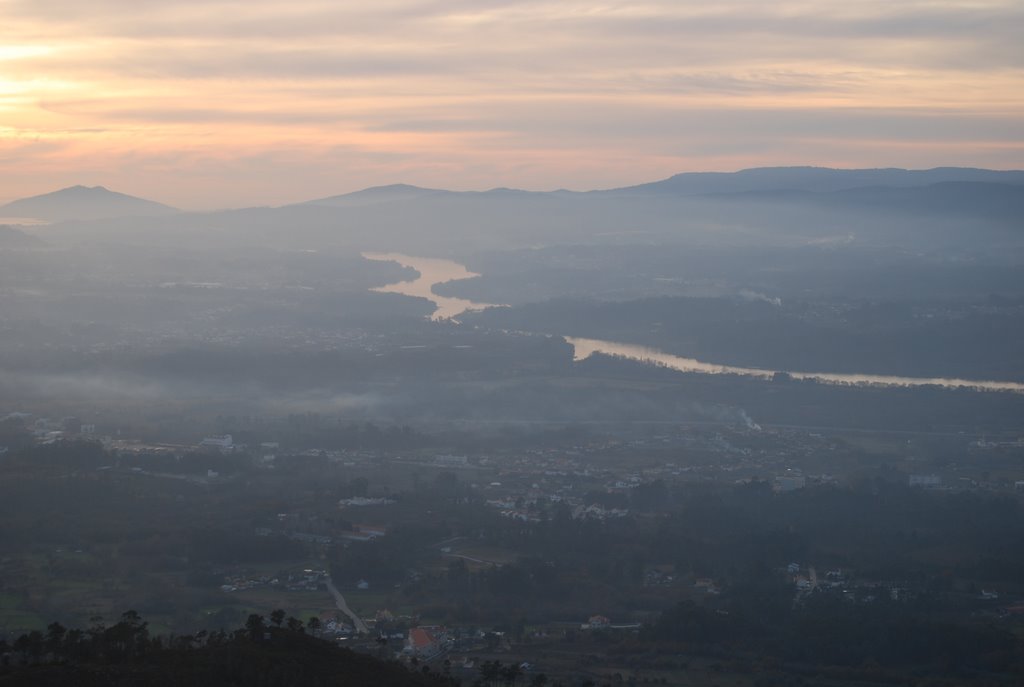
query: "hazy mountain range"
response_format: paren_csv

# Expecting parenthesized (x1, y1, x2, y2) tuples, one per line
(611, 166, 1024, 196)
(3, 163, 1024, 430)
(0, 184, 177, 222)
(5, 167, 1022, 223)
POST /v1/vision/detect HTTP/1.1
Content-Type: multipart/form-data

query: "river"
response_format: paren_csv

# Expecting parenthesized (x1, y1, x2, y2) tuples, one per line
(362, 252, 498, 321)
(567, 336, 1024, 394)
(362, 253, 1024, 394)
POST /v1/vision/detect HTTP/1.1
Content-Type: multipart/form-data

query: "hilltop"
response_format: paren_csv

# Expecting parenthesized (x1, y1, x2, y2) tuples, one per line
(301, 183, 446, 208)
(0, 186, 177, 223)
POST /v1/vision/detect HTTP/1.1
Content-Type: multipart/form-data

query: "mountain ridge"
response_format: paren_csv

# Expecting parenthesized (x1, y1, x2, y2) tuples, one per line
(605, 166, 1024, 196)
(302, 167, 1024, 205)
(0, 185, 177, 222)
(8, 167, 1023, 217)
(299, 183, 448, 208)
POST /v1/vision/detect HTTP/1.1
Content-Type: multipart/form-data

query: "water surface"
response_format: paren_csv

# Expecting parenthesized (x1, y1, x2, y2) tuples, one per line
(363, 253, 1024, 393)
(362, 252, 499, 321)
(568, 336, 1024, 393)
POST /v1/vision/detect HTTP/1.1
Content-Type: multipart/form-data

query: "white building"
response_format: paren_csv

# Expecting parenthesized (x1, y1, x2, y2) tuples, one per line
(909, 474, 941, 488)
(199, 434, 234, 451)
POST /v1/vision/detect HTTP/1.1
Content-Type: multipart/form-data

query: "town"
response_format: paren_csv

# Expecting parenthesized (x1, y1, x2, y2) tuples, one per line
(3, 407, 1023, 684)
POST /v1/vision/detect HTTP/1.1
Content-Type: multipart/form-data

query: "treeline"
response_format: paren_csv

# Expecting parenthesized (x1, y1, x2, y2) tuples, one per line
(0, 610, 453, 687)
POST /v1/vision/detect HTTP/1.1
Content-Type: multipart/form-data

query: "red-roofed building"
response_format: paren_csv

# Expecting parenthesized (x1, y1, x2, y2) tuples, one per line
(405, 626, 444, 658)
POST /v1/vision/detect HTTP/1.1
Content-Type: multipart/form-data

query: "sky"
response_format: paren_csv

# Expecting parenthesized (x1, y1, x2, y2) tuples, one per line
(1, 0, 1023, 209)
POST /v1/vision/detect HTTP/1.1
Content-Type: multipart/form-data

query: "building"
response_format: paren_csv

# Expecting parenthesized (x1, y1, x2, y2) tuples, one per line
(775, 472, 806, 492)
(909, 474, 941, 488)
(199, 434, 234, 452)
(434, 454, 468, 466)
(340, 524, 388, 542)
(405, 626, 444, 659)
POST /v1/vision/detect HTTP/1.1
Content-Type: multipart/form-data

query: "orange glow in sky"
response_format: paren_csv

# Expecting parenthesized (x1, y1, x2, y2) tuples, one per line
(1, 1, 1022, 208)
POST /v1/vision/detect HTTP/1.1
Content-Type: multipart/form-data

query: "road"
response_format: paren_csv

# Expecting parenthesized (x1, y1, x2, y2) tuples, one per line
(326, 578, 369, 635)
(442, 552, 504, 566)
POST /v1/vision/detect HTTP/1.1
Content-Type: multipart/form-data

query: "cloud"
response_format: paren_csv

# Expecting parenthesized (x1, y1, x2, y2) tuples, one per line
(0, 0, 1021, 206)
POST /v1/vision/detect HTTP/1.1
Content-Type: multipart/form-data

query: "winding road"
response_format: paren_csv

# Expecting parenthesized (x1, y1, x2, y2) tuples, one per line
(326, 578, 369, 635)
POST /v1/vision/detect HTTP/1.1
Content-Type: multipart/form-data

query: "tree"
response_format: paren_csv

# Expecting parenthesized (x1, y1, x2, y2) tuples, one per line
(245, 614, 266, 641)
(479, 659, 503, 686)
(87, 615, 106, 648)
(270, 609, 286, 627)
(173, 634, 196, 651)
(501, 662, 522, 686)
(104, 610, 149, 660)
(14, 630, 44, 662)
(307, 617, 322, 635)
(45, 622, 67, 656)
(65, 628, 85, 660)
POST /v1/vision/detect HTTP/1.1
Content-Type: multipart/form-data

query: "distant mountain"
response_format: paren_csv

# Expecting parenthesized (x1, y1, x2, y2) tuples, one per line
(0, 185, 177, 222)
(295, 168, 1024, 209)
(686, 180, 1024, 224)
(301, 184, 446, 208)
(609, 166, 1024, 196)
(0, 224, 44, 248)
